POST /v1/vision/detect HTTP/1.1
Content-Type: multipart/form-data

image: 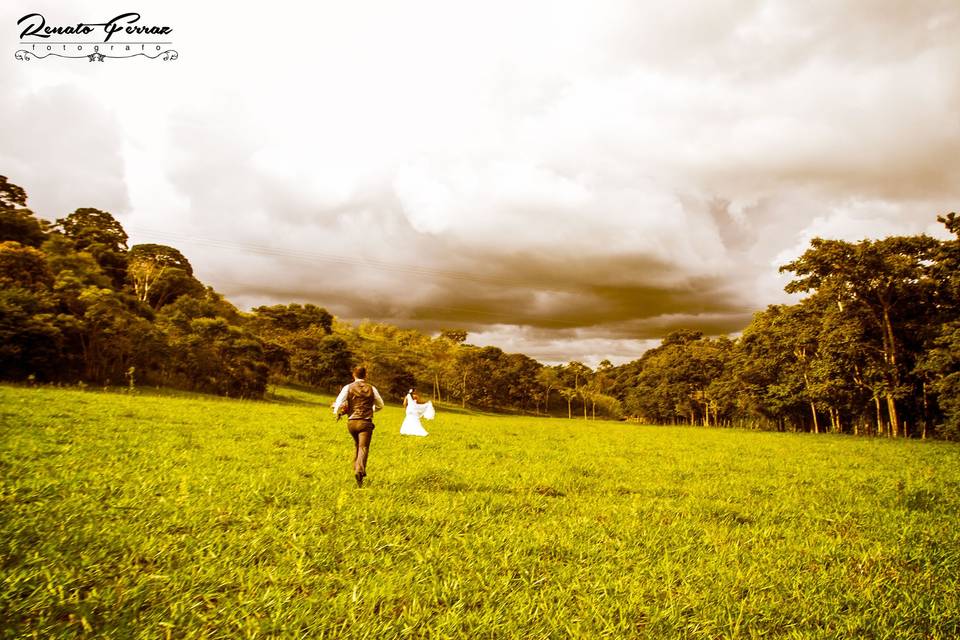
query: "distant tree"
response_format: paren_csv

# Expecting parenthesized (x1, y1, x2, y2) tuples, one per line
(0, 241, 54, 291)
(0, 177, 46, 248)
(50, 284, 160, 383)
(247, 303, 342, 387)
(337, 321, 422, 400)
(250, 303, 333, 334)
(54, 208, 129, 288)
(536, 366, 561, 415)
(41, 234, 113, 290)
(562, 362, 593, 419)
(0, 287, 62, 380)
(734, 306, 813, 430)
(169, 317, 268, 398)
(934, 212, 960, 311)
(440, 328, 468, 344)
(421, 332, 463, 402)
(503, 352, 542, 413)
(158, 297, 268, 398)
(914, 213, 960, 438)
(455, 345, 521, 410)
(558, 387, 576, 419)
(590, 393, 623, 420)
(127, 244, 203, 309)
(0, 176, 28, 208)
(288, 332, 354, 391)
(588, 360, 616, 419)
(628, 331, 727, 426)
(916, 321, 960, 439)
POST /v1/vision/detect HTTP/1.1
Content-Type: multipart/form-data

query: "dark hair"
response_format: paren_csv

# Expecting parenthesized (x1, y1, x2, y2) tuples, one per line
(352, 365, 366, 379)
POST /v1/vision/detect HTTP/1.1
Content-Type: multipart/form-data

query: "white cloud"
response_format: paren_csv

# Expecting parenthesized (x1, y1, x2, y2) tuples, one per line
(2, 0, 958, 363)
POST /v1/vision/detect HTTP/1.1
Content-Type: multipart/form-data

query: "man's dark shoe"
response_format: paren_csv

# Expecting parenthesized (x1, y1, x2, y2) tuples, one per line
(355, 471, 364, 488)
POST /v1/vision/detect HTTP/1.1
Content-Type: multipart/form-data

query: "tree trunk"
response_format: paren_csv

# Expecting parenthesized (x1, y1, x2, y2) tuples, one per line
(881, 304, 901, 437)
(566, 398, 572, 419)
(922, 382, 929, 439)
(809, 401, 819, 434)
(874, 396, 883, 436)
(886, 392, 899, 438)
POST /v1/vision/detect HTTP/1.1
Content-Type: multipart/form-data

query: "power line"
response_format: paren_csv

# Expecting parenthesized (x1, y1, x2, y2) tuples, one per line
(210, 276, 596, 330)
(125, 226, 586, 294)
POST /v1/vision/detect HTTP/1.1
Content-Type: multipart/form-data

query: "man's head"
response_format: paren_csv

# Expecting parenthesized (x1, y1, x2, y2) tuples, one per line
(352, 365, 366, 380)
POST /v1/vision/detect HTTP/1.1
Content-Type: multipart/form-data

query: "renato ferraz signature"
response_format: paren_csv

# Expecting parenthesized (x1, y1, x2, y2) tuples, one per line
(18, 13, 172, 43)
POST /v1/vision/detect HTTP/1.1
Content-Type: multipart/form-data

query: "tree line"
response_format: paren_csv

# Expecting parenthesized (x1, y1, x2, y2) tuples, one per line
(607, 217, 960, 439)
(1, 175, 958, 437)
(0, 176, 621, 415)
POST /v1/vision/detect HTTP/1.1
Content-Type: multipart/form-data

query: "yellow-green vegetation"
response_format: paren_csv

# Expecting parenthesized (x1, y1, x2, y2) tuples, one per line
(2, 384, 959, 639)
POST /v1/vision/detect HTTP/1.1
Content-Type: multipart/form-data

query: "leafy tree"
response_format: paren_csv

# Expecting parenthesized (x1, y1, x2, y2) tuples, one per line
(127, 244, 203, 309)
(54, 208, 129, 288)
(168, 317, 268, 398)
(247, 303, 344, 388)
(288, 332, 354, 391)
(422, 334, 460, 402)
(250, 303, 333, 334)
(158, 294, 268, 398)
(590, 393, 624, 420)
(558, 387, 576, 419)
(42, 234, 113, 291)
(502, 352, 542, 413)
(536, 366, 561, 415)
(917, 321, 960, 439)
(334, 321, 421, 400)
(0, 241, 54, 291)
(0, 177, 46, 248)
(933, 212, 960, 311)
(628, 331, 718, 425)
(561, 362, 593, 419)
(440, 329, 467, 344)
(0, 176, 28, 208)
(0, 286, 62, 380)
(456, 346, 514, 410)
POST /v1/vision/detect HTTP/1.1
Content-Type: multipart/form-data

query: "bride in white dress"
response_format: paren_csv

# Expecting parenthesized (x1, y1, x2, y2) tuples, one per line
(401, 389, 435, 436)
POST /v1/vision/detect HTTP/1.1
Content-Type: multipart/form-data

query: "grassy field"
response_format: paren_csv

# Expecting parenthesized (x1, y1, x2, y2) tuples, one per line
(1, 384, 959, 639)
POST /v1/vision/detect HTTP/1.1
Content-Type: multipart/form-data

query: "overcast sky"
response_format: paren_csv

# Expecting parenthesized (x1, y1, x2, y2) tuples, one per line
(3, 0, 958, 366)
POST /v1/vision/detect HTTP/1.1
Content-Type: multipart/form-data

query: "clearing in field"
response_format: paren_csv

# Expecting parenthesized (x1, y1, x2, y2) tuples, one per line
(1, 384, 959, 638)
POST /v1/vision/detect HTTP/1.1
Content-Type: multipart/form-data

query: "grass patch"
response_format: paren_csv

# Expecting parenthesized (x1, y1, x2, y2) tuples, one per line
(1, 384, 959, 638)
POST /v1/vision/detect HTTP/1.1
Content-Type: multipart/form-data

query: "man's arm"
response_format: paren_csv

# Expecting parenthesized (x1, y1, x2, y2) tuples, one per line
(372, 386, 385, 412)
(331, 384, 350, 415)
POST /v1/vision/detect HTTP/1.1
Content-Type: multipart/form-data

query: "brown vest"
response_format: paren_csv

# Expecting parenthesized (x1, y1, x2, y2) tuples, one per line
(346, 380, 376, 421)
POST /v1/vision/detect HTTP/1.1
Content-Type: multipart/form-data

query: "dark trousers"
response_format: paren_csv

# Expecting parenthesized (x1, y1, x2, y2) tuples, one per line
(347, 419, 374, 476)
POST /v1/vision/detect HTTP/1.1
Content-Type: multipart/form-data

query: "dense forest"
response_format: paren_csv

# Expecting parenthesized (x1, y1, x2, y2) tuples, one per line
(1, 175, 958, 438)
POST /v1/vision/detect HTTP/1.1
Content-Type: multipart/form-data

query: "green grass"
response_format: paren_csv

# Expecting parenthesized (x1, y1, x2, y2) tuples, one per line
(2, 384, 959, 639)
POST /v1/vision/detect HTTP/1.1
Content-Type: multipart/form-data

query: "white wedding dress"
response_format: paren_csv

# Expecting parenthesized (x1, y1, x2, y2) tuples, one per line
(400, 393, 435, 436)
